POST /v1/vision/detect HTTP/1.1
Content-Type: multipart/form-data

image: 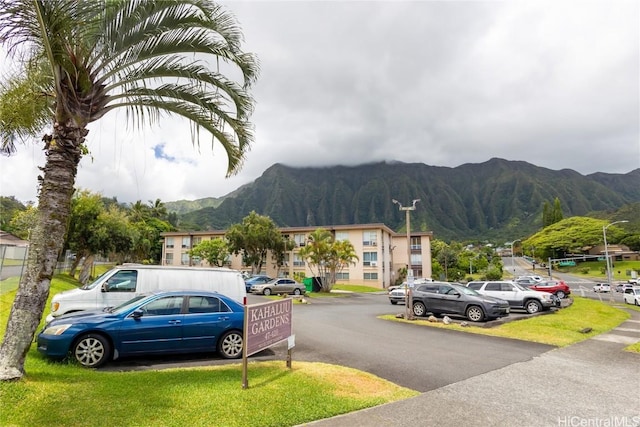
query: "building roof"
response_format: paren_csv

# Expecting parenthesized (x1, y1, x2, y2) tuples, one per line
(160, 223, 432, 238)
(0, 230, 29, 247)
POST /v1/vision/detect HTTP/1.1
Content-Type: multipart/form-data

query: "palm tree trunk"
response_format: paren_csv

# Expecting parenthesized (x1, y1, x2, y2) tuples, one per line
(0, 122, 85, 381)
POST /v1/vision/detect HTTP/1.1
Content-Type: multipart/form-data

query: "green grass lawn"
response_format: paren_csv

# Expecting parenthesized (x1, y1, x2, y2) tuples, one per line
(0, 275, 417, 427)
(553, 260, 640, 282)
(380, 297, 636, 351)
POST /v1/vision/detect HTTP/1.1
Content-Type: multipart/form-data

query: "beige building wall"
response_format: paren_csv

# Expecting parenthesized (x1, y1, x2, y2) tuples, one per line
(161, 224, 433, 289)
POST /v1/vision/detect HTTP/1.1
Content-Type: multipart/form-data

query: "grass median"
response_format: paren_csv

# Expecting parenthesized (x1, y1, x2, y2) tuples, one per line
(0, 275, 417, 427)
(380, 296, 638, 351)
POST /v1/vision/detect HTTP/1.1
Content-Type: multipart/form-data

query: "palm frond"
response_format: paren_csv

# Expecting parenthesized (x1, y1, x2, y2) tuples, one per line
(1, 0, 258, 175)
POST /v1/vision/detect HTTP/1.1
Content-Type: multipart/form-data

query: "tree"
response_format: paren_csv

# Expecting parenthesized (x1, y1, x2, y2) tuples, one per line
(269, 235, 296, 277)
(298, 229, 332, 292)
(127, 200, 175, 263)
(542, 198, 563, 228)
(0, 0, 258, 380)
(65, 190, 105, 277)
(189, 238, 230, 267)
(1, 196, 27, 232)
(7, 205, 38, 240)
(298, 228, 358, 292)
(552, 197, 563, 224)
(226, 212, 285, 274)
(523, 217, 625, 260)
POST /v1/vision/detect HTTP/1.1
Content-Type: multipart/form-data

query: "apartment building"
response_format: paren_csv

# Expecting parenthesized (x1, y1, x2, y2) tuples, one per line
(161, 223, 432, 289)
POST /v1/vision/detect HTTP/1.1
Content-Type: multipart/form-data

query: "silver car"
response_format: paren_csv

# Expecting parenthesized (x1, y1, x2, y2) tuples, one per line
(250, 278, 306, 296)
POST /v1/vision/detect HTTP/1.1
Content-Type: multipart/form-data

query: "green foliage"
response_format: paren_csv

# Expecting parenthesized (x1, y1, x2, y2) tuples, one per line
(484, 267, 503, 280)
(524, 216, 629, 259)
(226, 211, 289, 273)
(0, 196, 27, 232)
(299, 229, 358, 292)
(7, 205, 37, 240)
(189, 238, 230, 267)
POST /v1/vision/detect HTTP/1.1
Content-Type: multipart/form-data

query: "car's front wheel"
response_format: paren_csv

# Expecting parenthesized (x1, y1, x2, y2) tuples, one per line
(73, 333, 111, 368)
(390, 300, 398, 305)
(525, 299, 542, 314)
(218, 331, 243, 359)
(263, 288, 272, 296)
(556, 290, 566, 299)
(412, 301, 427, 317)
(466, 305, 485, 322)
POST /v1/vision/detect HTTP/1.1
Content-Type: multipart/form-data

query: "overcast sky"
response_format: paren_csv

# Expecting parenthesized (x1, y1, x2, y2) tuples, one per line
(1, 0, 639, 205)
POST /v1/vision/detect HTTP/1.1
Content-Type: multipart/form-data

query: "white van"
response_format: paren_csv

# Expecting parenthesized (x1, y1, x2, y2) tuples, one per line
(46, 265, 247, 322)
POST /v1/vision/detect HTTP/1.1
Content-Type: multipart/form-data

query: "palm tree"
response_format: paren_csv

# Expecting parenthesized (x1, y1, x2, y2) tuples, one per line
(0, 0, 258, 380)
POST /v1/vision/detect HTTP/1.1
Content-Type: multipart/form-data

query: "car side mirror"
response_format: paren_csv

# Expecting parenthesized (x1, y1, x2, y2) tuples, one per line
(101, 283, 109, 292)
(132, 309, 144, 319)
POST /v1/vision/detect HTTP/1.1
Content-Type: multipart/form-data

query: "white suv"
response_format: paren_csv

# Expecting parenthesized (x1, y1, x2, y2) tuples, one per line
(623, 287, 640, 306)
(593, 283, 611, 293)
(466, 281, 557, 314)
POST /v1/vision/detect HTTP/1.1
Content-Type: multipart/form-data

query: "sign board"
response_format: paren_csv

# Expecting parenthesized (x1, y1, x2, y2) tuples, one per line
(244, 298, 293, 357)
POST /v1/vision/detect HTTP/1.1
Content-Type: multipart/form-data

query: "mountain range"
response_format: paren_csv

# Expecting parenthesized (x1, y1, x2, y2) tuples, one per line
(167, 158, 640, 241)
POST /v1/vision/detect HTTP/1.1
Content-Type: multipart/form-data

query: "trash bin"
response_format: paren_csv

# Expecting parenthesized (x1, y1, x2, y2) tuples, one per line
(312, 277, 323, 292)
(303, 277, 313, 293)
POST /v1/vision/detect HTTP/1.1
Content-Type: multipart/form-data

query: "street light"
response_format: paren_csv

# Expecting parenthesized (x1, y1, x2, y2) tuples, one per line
(508, 239, 521, 276)
(392, 198, 420, 320)
(603, 220, 629, 285)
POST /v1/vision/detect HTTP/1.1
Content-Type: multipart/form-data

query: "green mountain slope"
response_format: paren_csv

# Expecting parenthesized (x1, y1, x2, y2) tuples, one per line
(177, 158, 640, 240)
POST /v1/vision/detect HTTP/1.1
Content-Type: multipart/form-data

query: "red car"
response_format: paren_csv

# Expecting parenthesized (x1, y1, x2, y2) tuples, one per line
(527, 280, 571, 299)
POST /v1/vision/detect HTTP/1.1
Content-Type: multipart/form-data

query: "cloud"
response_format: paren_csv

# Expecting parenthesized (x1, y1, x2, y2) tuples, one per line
(1, 1, 638, 205)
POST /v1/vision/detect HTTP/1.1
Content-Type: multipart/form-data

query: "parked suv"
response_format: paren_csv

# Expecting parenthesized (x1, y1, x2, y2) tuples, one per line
(408, 282, 510, 322)
(466, 281, 556, 314)
(623, 287, 640, 306)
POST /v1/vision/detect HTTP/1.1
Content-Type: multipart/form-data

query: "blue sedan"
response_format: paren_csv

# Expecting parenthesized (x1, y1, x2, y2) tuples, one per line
(37, 290, 245, 368)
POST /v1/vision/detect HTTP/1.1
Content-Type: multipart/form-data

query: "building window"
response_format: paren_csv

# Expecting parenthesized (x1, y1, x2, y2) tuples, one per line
(364, 272, 378, 280)
(166, 237, 174, 248)
(293, 254, 305, 267)
(363, 252, 378, 266)
(181, 237, 190, 249)
(294, 233, 306, 247)
(411, 253, 422, 266)
(410, 236, 421, 251)
(192, 237, 202, 246)
(335, 231, 349, 242)
(336, 272, 350, 280)
(363, 231, 377, 247)
(164, 253, 173, 265)
(181, 253, 189, 265)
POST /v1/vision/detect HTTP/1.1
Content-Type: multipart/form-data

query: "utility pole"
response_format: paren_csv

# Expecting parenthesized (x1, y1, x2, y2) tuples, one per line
(392, 198, 420, 320)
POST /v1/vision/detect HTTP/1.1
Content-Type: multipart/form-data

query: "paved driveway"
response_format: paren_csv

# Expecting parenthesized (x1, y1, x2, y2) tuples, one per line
(266, 292, 553, 392)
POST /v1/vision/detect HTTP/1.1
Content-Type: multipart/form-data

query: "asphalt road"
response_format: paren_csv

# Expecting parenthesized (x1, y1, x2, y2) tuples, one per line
(0, 265, 23, 281)
(509, 256, 632, 303)
(272, 293, 553, 392)
(105, 292, 553, 393)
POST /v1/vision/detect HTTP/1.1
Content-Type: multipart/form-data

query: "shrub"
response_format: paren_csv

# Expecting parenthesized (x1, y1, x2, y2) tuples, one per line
(485, 267, 503, 280)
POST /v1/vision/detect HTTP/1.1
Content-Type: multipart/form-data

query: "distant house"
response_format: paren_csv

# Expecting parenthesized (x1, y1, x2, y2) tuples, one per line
(0, 230, 29, 260)
(588, 244, 640, 262)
